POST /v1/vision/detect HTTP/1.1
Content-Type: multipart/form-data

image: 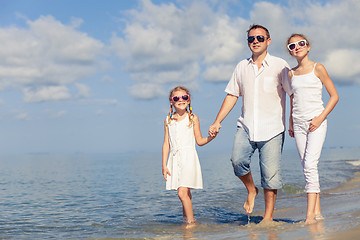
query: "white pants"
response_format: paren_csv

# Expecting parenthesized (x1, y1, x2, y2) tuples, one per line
(293, 119, 327, 193)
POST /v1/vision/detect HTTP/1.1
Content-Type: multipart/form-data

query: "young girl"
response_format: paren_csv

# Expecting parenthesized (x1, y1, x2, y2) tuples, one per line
(162, 86, 215, 225)
(287, 34, 339, 224)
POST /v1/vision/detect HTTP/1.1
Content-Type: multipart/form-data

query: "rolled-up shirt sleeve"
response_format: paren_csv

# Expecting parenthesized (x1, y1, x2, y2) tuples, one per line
(225, 62, 243, 97)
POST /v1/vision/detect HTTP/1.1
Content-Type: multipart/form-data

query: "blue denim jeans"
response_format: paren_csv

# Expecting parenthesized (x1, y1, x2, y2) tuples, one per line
(231, 126, 284, 189)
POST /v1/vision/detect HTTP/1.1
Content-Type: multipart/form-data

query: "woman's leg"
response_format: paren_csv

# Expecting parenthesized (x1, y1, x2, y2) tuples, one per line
(294, 120, 327, 223)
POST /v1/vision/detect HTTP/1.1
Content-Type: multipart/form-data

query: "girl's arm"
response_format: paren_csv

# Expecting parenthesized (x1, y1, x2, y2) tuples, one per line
(193, 115, 215, 146)
(310, 63, 339, 131)
(162, 119, 171, 180)
(289, 94, 295, 138)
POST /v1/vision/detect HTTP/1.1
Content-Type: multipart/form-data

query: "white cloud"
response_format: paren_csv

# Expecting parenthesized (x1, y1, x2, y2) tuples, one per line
(79, 99, 119, 105)
(13, 110, 31, 120)
(111, 0, 249, 98)
(23, 86, 71, 103)
(130, 83, 165, 99)
(75, 83, 91, 98)
(101, 75, 114, 83)
(203, 64, 235, 82)
(95, 109, 104, 116)
(0, 15, 105, 101)
(112, 0, 360, 99)
(46, 110, 67, 119)
(323, 49, 360, 83)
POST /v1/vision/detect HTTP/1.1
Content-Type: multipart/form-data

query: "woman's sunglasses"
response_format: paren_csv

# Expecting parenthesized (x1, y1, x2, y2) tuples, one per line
(287, 40, 307, 51)
(247, 35, 265, 43)
(172, 94, 189, 102)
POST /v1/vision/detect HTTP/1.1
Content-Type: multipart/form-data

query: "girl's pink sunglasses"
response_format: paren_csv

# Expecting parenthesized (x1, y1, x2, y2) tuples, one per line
(172, 94, 189, 102)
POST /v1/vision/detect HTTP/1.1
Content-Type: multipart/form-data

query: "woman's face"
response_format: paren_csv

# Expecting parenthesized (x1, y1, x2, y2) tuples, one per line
(288, 36, 310, 57)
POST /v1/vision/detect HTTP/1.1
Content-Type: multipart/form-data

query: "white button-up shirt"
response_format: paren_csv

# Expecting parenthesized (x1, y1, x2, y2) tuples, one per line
(225, 53, 292, 141)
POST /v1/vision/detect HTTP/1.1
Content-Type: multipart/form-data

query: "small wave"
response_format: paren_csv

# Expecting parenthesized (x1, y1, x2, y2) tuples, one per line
(345, 160, 360, 167)
(281, 184, 305, 194)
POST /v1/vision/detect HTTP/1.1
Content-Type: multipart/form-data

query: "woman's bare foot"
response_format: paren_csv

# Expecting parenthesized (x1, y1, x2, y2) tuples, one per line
(305, 218, 317, 225)
(243, 187, 259, 214)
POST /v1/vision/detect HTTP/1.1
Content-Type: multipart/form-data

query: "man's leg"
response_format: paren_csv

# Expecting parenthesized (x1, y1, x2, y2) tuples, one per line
(239, 172, 259, 214)
(258, 132, 284, 221)
(231, 126, 257, 214)
(263, 188, 277, 221)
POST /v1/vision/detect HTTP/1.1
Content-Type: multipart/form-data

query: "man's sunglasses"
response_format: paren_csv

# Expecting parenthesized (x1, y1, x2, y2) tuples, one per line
(172, 94, 189, 102)
(247, 35, 266, 43)
(287, 40, 307, 51)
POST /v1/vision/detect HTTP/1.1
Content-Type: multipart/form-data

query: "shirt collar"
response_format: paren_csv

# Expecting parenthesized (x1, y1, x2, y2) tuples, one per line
(248, 53, 271, 66)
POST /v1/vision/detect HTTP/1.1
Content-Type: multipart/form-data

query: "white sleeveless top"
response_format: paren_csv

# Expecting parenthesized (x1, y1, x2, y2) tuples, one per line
(165, 116, 203, 190)
(291, 63, 324, 122)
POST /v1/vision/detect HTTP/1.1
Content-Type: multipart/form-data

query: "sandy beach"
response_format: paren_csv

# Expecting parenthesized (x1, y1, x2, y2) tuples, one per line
(244, 171, 360, 240)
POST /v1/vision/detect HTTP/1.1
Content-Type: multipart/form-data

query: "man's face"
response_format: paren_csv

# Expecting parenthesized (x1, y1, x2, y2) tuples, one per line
(247, 28, 271, 55)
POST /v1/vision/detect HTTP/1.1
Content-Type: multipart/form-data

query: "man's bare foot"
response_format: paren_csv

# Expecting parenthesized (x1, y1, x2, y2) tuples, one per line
(243, 187, 259, 214)
(259, 218, 275, 225)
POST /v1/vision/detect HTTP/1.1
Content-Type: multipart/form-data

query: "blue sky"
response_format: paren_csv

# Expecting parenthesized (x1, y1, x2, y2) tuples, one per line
(0, 0, 359, 154)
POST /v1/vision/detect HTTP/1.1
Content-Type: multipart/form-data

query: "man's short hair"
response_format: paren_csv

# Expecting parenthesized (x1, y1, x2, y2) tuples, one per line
(247, 24, 270, 39)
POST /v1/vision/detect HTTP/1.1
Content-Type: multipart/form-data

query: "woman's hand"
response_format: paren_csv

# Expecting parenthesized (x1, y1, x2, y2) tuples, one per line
(309, 116, 323, 132)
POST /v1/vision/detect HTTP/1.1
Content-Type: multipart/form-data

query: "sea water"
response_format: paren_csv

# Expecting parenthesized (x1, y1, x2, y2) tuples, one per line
(0, 147, 359, 239)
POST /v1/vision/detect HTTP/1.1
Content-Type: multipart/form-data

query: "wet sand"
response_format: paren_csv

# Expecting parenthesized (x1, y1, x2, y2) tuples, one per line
(272, 171, 360, 239)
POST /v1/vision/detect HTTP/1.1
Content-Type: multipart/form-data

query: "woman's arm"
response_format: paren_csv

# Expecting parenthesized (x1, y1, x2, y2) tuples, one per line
(310, 63, 339, 131)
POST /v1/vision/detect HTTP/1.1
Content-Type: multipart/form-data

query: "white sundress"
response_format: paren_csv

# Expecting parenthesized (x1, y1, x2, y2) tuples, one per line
(166, 116, 203, 190)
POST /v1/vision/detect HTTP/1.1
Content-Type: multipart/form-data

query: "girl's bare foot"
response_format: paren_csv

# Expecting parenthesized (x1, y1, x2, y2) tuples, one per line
(184, 218, 197, 229)
(243, 187, 259, 214)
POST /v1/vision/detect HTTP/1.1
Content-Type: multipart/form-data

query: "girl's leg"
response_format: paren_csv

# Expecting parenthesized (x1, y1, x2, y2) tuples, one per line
(178, 187, 195, 223)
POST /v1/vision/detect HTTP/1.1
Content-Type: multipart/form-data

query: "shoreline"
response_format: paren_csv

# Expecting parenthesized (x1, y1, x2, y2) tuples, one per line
(273, 171, 360, 239)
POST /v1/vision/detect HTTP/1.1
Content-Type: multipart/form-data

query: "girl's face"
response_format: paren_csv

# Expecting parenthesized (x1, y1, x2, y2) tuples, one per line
(171, 90, 190, 111)
(288, 36, 310, 57)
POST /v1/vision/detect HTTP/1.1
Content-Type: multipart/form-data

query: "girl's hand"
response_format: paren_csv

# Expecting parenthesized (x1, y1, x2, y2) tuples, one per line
(162, 167, 171, 181)
(309, 116, 323, 132)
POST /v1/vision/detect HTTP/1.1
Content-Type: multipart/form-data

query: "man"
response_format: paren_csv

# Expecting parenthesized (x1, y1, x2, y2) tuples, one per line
(209, 24, 292, 222)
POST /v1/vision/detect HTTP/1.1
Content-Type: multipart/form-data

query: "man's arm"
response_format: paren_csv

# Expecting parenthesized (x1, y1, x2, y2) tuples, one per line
(209, 94, 238, 137)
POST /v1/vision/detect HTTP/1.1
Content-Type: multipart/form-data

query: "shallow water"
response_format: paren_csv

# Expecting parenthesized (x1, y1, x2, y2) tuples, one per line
(0, 147, 359, 239)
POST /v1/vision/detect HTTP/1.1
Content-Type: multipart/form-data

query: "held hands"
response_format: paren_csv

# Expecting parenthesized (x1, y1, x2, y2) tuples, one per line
(162, 167, 171, 181)
(209, 122, 221, 138)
